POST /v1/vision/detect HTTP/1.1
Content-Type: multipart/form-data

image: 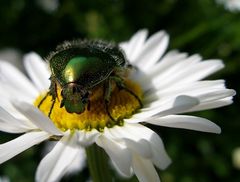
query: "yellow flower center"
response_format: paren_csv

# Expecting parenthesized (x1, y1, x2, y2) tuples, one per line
(34, 79, 143, 131)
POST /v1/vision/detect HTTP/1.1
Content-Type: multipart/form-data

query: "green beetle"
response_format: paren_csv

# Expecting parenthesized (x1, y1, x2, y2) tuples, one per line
(41, 40, 141, 120)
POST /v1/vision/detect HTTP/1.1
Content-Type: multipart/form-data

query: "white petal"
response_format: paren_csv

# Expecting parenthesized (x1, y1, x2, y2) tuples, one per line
(0, 131, 50, 164)
(0, 121, 26, 134)
(23, 52, 50, 91)
(152, 59, 224, 91)
(13, 101, 62, 135)
(148, 50, 189, 77)
(189, 97, 234, 112)
(0, 81, 35, 103)
(77, 129, 100, 147)
(196, 89, 236, 103)
(128, 51, 188, 92)
(119, 41, 128, 51)
(0, 61, 38, 99)
(164, 88, 233, 112)
(127, 95, 199, 123)
(132, 153, 160, 182)
(0, 107, 36, 133)
(144, 84, 235, 116)
(36, 134, 80, 182)
(135, 52, 194, 92)
(149, 54, 202, 90)
(123, 123, 171, 170)
(121, 29, 148, 62)
(181, 89, 235, 112)
(148, 115, 221, 133)
(96, 135, 132, 177)
(173, 59, 224, 84)
(145, 80, 226, 101)
(42, 141, 86, 175)
(0, 95, 36, 123)
(106, 126, 152, 158)
(0, 96, 27, 120)
(135, 31, 169, 71)
(65, 145, 86, 175)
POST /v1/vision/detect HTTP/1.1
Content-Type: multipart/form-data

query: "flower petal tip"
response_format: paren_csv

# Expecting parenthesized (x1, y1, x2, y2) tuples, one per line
(214, 125, 222, 134)
(161, 158, 172, 170)
(137, 28, 149, 35)
(230, 89, 237, 97)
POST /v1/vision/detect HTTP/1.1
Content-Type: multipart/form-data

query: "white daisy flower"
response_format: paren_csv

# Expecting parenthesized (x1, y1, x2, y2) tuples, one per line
(216, 0, 240, 12)
(0, 30, 235, 182)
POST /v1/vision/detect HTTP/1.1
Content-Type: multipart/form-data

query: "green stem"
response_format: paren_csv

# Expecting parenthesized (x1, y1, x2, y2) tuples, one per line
(86, 143, 112, 182)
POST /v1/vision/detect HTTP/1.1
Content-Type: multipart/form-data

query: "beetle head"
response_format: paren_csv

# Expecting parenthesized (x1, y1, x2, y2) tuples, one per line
(60, 83, 89, 114)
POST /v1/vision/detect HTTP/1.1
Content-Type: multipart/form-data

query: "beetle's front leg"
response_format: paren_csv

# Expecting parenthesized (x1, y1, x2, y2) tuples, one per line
(49, 76, 58, 100)
(37, 77, 56, 109)
(47, 76, 58, 118)
(37, 90, 56, 119)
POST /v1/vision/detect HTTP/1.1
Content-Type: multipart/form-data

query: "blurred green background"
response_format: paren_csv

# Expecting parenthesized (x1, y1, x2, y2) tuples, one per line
(0, 0, 239, 181)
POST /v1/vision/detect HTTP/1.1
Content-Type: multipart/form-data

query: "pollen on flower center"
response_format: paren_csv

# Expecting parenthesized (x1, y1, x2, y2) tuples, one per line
(34, 79, 143, 131)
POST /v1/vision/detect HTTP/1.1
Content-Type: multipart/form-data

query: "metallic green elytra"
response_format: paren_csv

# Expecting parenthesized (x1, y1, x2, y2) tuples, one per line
(45, 40, 135, 116)
(62, 56, 118, 87)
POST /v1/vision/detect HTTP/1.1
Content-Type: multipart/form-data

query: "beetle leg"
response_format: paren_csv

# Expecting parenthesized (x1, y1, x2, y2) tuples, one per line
(48, 97, 56, 118)
(104, 100, 115, 122)
(103, 79, 116, 121)
(38, 92, 50, 108)
(110, 76, 143, 108)
(121, 85, 143, 108)
(49, 76, 58, 100)
(37, 91, 56, 119)
(47, 76, 58, 118)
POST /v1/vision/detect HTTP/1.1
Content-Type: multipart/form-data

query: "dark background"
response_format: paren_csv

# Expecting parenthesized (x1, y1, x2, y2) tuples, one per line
(0, 0, 239, 181)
